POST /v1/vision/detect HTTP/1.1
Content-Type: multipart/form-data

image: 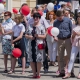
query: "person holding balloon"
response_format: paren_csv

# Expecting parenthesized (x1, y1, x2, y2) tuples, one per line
(25, 12, 46, 78)
(46, 11, 58, 66)
(0, 11, 16, 73)
(53, 10, 75, 77)
(8, 14, 26, 74)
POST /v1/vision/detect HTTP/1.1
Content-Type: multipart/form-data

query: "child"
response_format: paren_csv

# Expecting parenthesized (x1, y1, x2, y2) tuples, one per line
(8, 14, 26, 74)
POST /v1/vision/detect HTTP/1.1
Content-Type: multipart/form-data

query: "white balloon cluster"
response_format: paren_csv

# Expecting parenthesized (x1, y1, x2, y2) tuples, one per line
(0, 3, 4, 13)
(47, 2, 54, 11)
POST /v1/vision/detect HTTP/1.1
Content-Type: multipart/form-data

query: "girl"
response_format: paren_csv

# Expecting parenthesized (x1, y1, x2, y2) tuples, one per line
(25, 13, 46, 78)
(63, 16, 80, 79)
(8, 14, 26, 74)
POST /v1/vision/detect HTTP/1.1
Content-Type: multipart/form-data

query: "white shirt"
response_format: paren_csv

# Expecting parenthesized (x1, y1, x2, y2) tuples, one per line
(2, 20, 16, 39)
(27, 16, 49, 29)
(46, 20, 54, 42)
(12, 23, 25, 37)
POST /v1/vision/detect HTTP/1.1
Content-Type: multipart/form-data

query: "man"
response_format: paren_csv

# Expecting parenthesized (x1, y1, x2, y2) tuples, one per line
(53, 10, 74, 77)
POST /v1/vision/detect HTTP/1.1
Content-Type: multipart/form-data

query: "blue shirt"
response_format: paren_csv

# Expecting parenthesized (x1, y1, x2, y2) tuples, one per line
(54, 5, 61, 10)
(53, 17, 72, 39)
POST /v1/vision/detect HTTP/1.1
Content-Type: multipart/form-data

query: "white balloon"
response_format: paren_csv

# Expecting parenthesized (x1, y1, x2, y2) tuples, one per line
(51, 27, 59, 36)
(0, 3, 4, 13)
(47, 3, 54, 11)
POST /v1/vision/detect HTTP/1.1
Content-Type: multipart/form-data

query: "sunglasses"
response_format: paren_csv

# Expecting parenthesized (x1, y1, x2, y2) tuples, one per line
(4, 14, 9, 16)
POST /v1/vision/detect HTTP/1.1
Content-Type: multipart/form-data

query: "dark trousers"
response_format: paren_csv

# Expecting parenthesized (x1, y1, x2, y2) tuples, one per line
(43, 53, 49, 70)
(43, 42, 49, 70)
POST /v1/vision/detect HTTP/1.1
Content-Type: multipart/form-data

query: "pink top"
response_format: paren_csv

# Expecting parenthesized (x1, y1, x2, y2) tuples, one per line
(72, 25, 80, 47)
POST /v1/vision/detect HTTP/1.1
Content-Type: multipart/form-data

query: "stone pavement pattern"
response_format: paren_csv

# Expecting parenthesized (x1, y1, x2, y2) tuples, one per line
(0, 43, 79, 80)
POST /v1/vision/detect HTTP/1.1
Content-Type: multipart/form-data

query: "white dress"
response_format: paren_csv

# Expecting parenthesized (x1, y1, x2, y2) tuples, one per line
(26, 24, 45, 62)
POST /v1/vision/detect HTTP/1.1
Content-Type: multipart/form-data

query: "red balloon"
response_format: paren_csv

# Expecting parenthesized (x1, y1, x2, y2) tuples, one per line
(21, 5, 30, 16)
(12, 48, 22, 58)
(13, 8, 18, 14)
(38, 10, 43, 16)
(47, 26, 53, 36)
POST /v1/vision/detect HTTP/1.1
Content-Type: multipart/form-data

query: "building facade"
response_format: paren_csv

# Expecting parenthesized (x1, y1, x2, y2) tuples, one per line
(6, 0, 36, 12)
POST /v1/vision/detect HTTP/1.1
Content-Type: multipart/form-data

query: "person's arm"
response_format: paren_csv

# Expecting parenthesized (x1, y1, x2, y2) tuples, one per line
(35, 27, 47, 39)
(37, 29, 47, 39)
(36, 33, 46, 39)
(69, 19, 72, 33)
(23, 16, 28, 26)
(71, 30, 76, 39)
(1, 27, 13, 35)
(12, 31, 23, 43)
(25, 34, 34, 40)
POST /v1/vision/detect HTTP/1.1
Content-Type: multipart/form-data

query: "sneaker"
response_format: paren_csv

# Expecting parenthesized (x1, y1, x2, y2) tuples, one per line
(44, 69, 48, 73)
(4, 70, 8, 73)
(16, 65, 22, 68)
(56, 73, 65, 77)
(71, 73, 75, 77)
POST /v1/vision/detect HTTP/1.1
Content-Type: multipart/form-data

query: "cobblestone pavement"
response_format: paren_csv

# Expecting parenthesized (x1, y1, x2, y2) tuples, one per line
(0, 43, 79, 80)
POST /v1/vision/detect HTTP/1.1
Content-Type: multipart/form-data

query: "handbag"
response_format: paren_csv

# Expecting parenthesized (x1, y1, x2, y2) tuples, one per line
(37, 40, 46, 50)
(13, 37, 21, 46)
(38, 43, 45, 50)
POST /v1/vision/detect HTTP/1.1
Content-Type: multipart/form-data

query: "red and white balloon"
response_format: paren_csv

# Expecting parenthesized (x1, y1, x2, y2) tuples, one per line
(47, 27, 59, 36)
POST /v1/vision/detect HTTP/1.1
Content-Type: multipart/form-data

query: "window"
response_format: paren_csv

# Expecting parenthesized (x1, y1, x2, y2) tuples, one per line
(37, 0, 55, 4)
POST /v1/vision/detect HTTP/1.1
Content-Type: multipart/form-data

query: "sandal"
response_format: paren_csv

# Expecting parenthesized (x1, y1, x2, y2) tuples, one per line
(62, 74, 70, 79)
(36, 76, 41, 78)
(8, 70, 15, 74)
(22, 71, 25, 75)
(49, 62, 52, 66)
(52, 63, 57, 66)
(33, 76, 37, 78)
(4, 70, 8, 73)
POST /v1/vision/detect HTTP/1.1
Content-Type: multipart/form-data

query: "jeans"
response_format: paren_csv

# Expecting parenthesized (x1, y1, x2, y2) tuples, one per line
(47, 41, 57, 62)
(18, 37, 30, 67)
(18, 55, 30, 67)
(68, 46, 80, 73)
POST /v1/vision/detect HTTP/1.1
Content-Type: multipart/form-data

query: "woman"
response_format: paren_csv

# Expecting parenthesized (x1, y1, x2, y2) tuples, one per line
(63, 9, 76, 74)
(63, 16, 80, 79)
(46, 11, 57, 66)
(25, 13, 46, 78)
(1, 11, 16, 73)
(8, 14, 26, 74)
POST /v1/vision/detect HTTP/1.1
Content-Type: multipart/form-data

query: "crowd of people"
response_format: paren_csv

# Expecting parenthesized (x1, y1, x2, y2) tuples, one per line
(0, 1, 80, 79)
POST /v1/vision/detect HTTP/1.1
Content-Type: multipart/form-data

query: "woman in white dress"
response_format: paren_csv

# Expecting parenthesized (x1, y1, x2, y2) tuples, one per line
(25, 13, 46, 78)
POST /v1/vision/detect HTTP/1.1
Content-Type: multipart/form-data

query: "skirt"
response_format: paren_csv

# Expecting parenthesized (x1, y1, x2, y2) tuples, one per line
(28, 40, 44, 62)
(2, 38, 12, 55)
(13, 37, 26, 58)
